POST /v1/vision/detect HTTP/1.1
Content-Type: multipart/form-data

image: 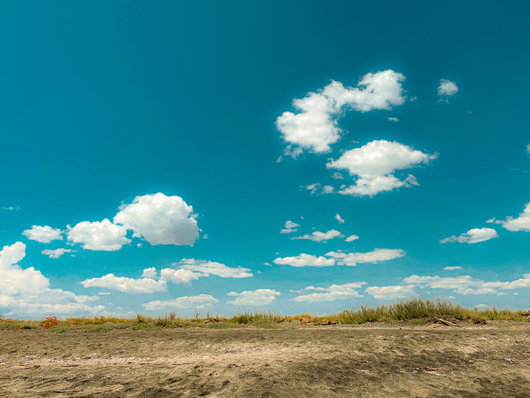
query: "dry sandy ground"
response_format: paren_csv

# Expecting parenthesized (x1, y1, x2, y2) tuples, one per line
(0, 322, 529, 397)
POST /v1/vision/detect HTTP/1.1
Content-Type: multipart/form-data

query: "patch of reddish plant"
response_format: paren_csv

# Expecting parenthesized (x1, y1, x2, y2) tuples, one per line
(40, 316, 59, 329)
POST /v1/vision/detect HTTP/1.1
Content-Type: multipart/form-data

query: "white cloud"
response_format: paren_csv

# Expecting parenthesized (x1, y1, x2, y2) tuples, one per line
(386, 117, 399, 122)
(273, 254, 335, 267)
(141, 267, 157, 278)
(81, 259, 252, 294)
(227, 289, 281, 306)
(322, 185, 334, 194)
(502, 203, 530, 232)
(332, 172, 344, 180)
(327, 140, 436, 196)
(22, 225, 63, 243)
(328, 140, 435, 176)
(276, 70, 407, 156)
(345, 235, 359, 242)
(67, 219, 130, 251)
(301, 183, 321, 195)
(114, 193, 199, 246)
(526, 144, 530, 156)
(365, 285, 416, 300)
(325, 248, 406, 266)
(2, 206, 21, 211)
(280, 220, 300, 234)
(81, 274, 167, 294)
(335, 214, 345, 224)
(143, 294, 218, 311)
(400, 274, 530, 295)
(175, 259, 253, 278)
(293, 282, 365, 302)
(444, 266, 462, 271)
(438, 79, 459, 97)
(41, 248, 75, 259)
(291, 229, 343, 242)
(159, 268, 202, 284)
(0, 242, 49, 295)
(440, 228, 499, 244)
(0, 242, 103, 316)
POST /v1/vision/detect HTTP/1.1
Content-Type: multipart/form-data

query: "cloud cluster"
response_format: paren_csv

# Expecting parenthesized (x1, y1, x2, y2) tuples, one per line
(81, 260, 252, 294)
(502, 203, 530, 232)
(67, 219, 131, 251)
(403, 274, 530, 295)
(41, 248, 76, 259)
(22, 225, 63, 243)
(365, 285, 416, 300)
(280, 220, 300, 234)
(292, 282, 366, 302)
(227, 289, 281, 306)
(291, 229, 343, 242)
(62, 193, 200, 252)
(440, 228, 499, 244)
(325, 248, 406, 266)
(276, 70, 407, 156)
(327, 140, 436, 196)
(273, 248, 405, 267)
(142, 294, 218, 311)
(0, 242, 103, 316)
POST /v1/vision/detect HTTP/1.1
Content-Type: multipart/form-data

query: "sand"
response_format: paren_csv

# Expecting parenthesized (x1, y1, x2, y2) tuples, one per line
(0, 322, 529, 397)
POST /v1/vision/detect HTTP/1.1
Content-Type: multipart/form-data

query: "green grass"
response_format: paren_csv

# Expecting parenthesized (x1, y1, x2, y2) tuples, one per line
(0, 298, 527, 332)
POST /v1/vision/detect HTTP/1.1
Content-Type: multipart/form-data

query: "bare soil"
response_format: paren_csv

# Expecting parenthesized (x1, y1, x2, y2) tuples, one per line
(1, 321, 529, 397)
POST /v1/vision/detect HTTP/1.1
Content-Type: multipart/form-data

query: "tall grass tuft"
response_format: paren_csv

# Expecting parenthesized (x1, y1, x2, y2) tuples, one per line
(339, 298, 529, 324)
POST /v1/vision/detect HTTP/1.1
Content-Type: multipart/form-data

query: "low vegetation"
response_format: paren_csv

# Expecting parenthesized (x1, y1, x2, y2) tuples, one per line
(0, 298, 528, 332)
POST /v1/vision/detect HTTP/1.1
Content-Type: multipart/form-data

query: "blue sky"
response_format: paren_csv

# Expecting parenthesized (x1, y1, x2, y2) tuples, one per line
(1, 1, 530, 318)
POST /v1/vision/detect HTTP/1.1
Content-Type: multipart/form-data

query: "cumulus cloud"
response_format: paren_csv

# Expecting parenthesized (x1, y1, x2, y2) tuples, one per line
(41, 248, 75, 259)
(440, 228, 499, 244)
(438, 79, 459, 97)
(0, 242, 103, 316)
(401, 274, 530, 295)
(291, 229, 343, 242)
(273, 254, 335, 267)
(280, 220, 300, 234)
(142, 294, 218, 311)
(22, 225, 63, 243)
(365, 285, 416, 300)
(345, 235, 359, 242)
(0, 242, 49, 295)
(501, 203, 530, 232)
(335, 214, 345, 224)
(227, 289, 281, 306)
(276, 70, 407, 156)
(141, 267, 157, 278)
(114, 193, 199, 246)
(325, 248, 406, 266)
(174, 259, 253, 279)
(67, 219, 130, 251)
(81, 274, 168, 294)
(81, 259, 252, 294)
(322, 185, 334, 194)
(293, 282, 366, 302)
(327, 140, 436, 196)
